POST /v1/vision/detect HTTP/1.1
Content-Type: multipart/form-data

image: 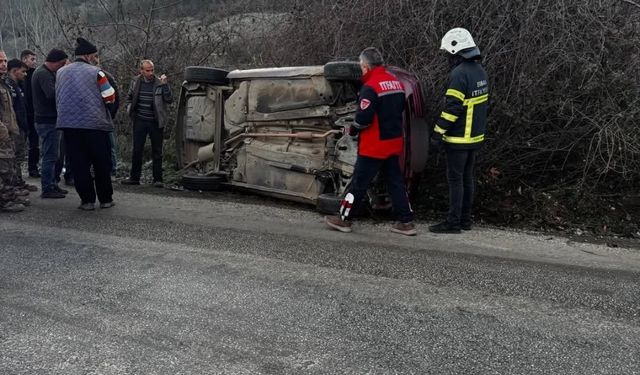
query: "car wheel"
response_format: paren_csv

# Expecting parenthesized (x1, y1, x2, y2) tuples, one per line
(182, 174, 226, 191)
(316, 193, 343, 214)
(324, 61, 362, 81)
(183, 67, 229, 85)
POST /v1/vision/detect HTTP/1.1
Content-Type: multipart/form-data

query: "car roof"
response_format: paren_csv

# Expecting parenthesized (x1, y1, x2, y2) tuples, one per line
(227, 66, 324, 80)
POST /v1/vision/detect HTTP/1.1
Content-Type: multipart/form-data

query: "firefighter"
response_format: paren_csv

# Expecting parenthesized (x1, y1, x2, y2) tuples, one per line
(325, 47, 416, 236)
(429, 28, 489, 233)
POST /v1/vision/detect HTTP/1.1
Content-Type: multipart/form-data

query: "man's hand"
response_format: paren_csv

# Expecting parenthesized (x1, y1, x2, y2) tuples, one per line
(159, 74, 168, 85)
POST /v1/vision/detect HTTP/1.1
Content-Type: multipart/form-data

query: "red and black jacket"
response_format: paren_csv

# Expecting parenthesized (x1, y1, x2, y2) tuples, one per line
(350, 66, 405, 159)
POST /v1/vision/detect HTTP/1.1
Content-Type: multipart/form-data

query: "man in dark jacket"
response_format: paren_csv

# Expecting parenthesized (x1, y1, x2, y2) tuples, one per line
(324, 47, 416, 236)
(5, 59, 37, 192)
(121, 59, 173, 187)
(56, 38, 116, 210)
(32, 48, 69, 198)
(21, 50, 40, 177)
(429, 28, 489, 234)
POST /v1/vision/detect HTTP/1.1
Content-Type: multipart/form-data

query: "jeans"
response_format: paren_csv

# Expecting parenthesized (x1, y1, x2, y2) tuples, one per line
(63, 129, 113, 204)
(342, 155, 413, 223)
(445, 148, 478, 225)
(130, 119, 163, 182)
(55, 131, 72, 182)
(109, 132, 117, 174)
(27, 120, 40, 173)
(34, 123, 59, 192)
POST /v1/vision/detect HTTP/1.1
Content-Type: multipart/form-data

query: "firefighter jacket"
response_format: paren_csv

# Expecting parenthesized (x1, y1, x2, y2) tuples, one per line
(351, 66, 405, 159)
(434, 60, 489, 150)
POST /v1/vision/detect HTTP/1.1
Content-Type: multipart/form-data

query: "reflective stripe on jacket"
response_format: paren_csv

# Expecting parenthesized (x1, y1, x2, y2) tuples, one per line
(434, 60, 489, 149)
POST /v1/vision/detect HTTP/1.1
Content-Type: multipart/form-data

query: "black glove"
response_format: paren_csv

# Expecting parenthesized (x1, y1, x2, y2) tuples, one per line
(430, 132, 443, 151)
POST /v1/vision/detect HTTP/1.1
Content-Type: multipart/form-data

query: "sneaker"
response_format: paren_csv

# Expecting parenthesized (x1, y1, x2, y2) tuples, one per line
(41, 190, 66, 199)
(23, 184, 38, 192)
(78, 202, 95, 211)
(325, 215, 353, 233)
(1, 202, 25, 213)
(100, 201, 115, 209)
(391, 222, 417, 236)
(54, 185, 69, 194)
(121, 178, 140, 185)
(29, 170, 41, 178)
(428, 221, 461, 234)
(153, 181, 164, 188)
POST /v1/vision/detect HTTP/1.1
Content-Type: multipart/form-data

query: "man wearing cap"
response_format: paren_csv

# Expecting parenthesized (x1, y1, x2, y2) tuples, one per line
(56, 37, 116, 211)
(32, 48, 69, 199)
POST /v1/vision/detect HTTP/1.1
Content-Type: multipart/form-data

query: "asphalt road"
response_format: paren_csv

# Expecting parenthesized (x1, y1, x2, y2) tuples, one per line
(1, 184, 639, 375)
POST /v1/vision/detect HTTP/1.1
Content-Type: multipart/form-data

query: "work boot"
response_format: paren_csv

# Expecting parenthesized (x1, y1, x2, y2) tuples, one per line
(54, 185, 68, 194)
(428, 221, 461, 234)
(1, 202, 25, 213)
(78, 202, 95, 211)
(325, 215, 353, 233)
(391, 222, 417, 236)
(41, 190, 66, 199)
(121, 178, 140, 185)
(100, 201, 115, 209)
(14, 197, 31, 206)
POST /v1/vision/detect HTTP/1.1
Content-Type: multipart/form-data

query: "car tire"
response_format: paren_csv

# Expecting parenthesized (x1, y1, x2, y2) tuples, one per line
(182, 174, 226, 191)
(316, 193, 343, 214)
(183, 67, 229, 85)
(324, 61, 362, 81)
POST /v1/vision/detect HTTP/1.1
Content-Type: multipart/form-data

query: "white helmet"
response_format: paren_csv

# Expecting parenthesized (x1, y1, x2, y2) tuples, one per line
(440, 28, 480, 58)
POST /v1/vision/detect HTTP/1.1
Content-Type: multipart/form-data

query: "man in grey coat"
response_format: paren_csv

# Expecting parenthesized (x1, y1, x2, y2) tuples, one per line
(121, 59, 172, 187)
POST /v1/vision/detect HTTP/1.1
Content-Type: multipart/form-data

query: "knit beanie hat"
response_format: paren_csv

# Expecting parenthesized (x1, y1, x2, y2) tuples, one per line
(75, 37, 98, 56)
(45, 48, 69, 63)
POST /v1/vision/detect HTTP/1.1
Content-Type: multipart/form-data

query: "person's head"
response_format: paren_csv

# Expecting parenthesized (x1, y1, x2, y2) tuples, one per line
(0, 51, 7, 75)
(44, 48, 69, 72)
(139, 60, 155, 81)
(7, 59, 28, 82)
(358, 47, 384, 76)
(74, 37, 99, 65)
(20, 50, 37, 69)
(440, 28, 481, 67)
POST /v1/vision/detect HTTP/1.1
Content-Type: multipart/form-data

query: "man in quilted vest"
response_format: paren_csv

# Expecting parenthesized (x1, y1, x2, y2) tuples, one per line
(56, 38, 116, 211)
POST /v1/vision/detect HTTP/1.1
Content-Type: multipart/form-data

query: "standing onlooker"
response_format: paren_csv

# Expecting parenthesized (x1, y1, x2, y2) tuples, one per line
(429, 28, 489, 233)
(32, 48, 69, 198)
(21, 50, 40, 178)
(0, 50, 25, 213)
(56, 37, 116, 210)
(324, 47, 416, 236)
(121, 59, 173, 187)
(5, 59, 37, 192)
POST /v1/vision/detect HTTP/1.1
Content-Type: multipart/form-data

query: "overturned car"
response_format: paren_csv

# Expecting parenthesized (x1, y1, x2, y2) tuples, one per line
(175, 62, 429, 212)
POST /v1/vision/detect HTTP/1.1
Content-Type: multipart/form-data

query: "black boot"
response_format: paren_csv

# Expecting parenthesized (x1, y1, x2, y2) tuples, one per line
(428, 221, 461, 234)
